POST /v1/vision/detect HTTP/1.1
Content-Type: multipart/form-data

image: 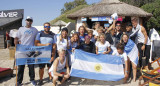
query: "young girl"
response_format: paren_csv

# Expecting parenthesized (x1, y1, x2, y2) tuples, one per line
(78, 26, 87, 42)
(49, 49, 70, 86)
(56, 28, 70, 51)
(95, 33, 111, 54)
(87, 30, 96, 43)
(112, 43, 128, 83)
(120, 34, 137, 82)
(69, 32, 80, 52)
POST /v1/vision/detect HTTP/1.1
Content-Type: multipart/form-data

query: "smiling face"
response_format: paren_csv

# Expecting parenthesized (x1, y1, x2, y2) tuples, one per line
(61, 30, 68, 38)
(44, 23, 50, 33)
(73, 34, 79, 42)
(79, 27, 85, 35)
(122, 34, 129, 43)
(99, 35, 105, 43)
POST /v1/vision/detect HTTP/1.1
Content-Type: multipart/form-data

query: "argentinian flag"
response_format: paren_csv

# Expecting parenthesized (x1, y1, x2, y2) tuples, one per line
(124, 39, 139, 65)
(70, 49, 124, 81)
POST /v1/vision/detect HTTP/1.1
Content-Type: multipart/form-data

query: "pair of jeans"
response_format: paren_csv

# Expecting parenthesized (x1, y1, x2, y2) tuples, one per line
(17, 64, 35, 84)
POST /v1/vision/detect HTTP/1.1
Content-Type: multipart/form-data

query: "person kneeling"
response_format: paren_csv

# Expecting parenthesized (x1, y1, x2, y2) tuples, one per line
(49, 49, 70, 86)
(112, 43, 129, 83)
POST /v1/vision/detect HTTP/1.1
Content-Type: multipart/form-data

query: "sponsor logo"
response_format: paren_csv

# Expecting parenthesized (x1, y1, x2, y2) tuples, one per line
(0, 11, 18, 17)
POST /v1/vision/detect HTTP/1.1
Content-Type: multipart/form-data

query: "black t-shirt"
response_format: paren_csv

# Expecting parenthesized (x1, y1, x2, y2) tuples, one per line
(76, 41, 95, 53)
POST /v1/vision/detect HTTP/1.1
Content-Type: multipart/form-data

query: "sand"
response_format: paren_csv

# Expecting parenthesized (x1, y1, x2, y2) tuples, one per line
(0, 49, 142, 86)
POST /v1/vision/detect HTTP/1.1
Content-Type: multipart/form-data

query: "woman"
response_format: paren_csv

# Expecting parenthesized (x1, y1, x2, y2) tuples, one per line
(49, 49, 70, 86)
(56, 28, 71, 66)
(78, 26, 87, 42)
(69, 32, 80, 52)
(95, 33, 111, 54)
(120, 34, 138, 82)
(56, 27, 70, 52)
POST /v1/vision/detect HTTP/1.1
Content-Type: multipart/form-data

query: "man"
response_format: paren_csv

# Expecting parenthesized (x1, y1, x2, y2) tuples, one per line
(125, 22, 136, 42)
(35, 22, 56, 85)
(131, 17, 151, 69)
(14, 16, 38, 86)
(115, 21, 123, 41)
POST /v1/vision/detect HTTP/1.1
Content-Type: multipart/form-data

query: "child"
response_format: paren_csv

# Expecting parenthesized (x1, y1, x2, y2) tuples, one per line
(49, 49, 70, 86)
(95, 33, 111, 54)
(88, 30, 96, 43)
(112, 43, 128, 83)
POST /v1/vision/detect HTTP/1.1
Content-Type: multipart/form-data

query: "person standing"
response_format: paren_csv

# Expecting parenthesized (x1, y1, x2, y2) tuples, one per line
(6, 31, 10, 49)
(35, 22, 56, 85)
(131, 17, 151, 70)
(14, 16, 38, 86)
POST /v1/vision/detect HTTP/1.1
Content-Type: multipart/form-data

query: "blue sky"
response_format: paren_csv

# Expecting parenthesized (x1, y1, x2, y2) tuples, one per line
(0, 0, 101, 26)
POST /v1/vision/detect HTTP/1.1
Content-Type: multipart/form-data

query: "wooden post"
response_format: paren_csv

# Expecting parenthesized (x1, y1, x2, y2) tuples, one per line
(16, 66, 17, 86)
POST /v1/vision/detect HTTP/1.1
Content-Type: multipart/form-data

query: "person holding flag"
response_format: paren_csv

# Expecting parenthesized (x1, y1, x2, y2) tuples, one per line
(35, 22, 56, 85)
(14, 16, 38, 86)
(120, 34, 139, 82)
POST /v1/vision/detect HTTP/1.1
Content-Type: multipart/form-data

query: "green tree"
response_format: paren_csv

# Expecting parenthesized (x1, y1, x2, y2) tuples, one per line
(120, 0, 155, 7)
(141, 0, 160, 29)
(61, 0, 87, 14)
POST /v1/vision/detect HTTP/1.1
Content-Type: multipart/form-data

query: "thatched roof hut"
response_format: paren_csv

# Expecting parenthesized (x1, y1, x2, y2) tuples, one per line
(67, 0, 152, 19)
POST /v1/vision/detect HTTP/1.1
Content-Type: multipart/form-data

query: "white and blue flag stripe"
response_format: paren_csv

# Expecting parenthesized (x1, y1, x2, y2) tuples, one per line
(70, 49, 124, 81)
(124, 39, 139, 65)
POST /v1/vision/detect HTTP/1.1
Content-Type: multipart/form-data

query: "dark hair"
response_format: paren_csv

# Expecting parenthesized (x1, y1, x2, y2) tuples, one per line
(116, 21, 121, 25)
(43, 22, 50, 26)
(126, 22, 132, 27)
(120, 33, 129, 43)
(116, 43, 125, 51)
(61, 27, 68, 33)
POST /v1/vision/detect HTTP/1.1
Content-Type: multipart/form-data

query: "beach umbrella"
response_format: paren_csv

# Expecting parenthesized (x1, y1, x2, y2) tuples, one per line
(52, 20, 67, 32)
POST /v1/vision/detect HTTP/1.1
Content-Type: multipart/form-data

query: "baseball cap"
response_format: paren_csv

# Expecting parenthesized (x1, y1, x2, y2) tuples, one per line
(26, 16, 33, 20)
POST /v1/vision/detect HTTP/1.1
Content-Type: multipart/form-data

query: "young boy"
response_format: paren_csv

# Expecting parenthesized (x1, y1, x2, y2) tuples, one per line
(112, 43, 128, 83)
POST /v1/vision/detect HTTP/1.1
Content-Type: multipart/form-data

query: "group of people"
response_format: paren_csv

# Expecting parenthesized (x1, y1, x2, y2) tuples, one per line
(14, 16, 151, 86)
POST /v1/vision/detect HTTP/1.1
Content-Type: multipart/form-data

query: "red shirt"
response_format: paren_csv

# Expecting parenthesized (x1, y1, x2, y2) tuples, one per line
(6, 33, 10, 40)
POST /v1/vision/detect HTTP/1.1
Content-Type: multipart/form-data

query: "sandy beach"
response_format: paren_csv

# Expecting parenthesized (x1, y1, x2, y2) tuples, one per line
(0, 49, 143, 86)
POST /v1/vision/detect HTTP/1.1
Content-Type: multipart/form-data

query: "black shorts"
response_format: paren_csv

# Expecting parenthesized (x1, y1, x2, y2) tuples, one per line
(39, 62, 53, 69)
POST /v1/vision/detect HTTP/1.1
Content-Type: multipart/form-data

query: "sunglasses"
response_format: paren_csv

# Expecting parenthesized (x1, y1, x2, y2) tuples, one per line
(44, 26, 50, 28)
(26, 19, 33, 22)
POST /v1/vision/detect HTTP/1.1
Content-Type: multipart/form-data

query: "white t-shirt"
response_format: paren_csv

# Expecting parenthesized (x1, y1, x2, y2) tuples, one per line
(16, 26, 38, 46)
(56, 35, 70, 50)
(95, 41, 110, 54)
(112, 50, 128, 64)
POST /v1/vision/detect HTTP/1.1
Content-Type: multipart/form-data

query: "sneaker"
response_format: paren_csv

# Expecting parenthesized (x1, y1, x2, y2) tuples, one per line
(37, 80, 43, 85)
(15, 82, 22, 86)
(48, 79, 52, 83)
(30, 80, 36, 86)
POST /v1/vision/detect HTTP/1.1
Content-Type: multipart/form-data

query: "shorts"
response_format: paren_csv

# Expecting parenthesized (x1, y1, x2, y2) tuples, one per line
(50, 69, 66, 77)
(39, 62, 53, 69)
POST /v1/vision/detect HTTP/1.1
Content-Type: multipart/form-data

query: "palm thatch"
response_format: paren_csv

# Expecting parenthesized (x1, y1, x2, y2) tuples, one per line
(67, 0, 152, 19)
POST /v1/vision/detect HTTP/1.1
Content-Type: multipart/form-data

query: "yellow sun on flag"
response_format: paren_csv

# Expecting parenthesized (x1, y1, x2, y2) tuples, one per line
(94, 64, 102, 72)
